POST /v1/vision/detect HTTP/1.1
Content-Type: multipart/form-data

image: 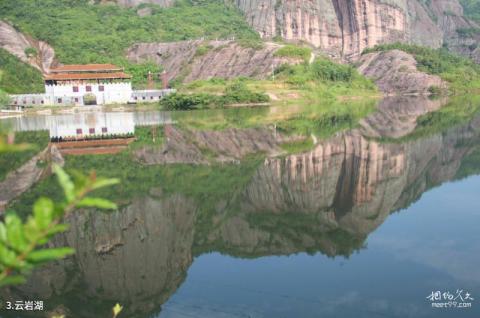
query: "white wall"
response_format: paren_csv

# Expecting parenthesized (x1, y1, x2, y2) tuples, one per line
(45, 82, 132, 105)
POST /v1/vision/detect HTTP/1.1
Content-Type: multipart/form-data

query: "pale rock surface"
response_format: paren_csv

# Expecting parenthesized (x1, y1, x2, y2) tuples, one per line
(0, 20, 56, 73)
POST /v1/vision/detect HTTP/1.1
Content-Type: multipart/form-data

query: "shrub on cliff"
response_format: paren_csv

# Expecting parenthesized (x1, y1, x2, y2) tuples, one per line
(275, 58, 374, 90)
(362, 43, 480, 92)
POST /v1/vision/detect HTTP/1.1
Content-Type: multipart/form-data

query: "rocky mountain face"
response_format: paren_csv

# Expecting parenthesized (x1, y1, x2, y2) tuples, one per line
(0, 21, 56, 73)
(234, 0, 479, 60)
(127, 40, 302, 82)
(358, 96, 447, 138)
(356, 49, 447, 95)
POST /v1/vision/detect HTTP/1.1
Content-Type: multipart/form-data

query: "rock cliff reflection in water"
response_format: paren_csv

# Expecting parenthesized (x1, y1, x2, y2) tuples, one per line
(2, 97, 480, 318)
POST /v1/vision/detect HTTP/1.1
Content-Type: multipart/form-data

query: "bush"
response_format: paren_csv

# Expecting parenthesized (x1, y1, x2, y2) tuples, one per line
(222, 81, 269, 104)
(310, 60, 354, 82)
(194, 44, 213, 57)
(160, 81, 269, 110)
(275, 58, 360, 86)
(24, 47, 38, 57)
(274, 45, 312, 62)
(160, 93, 220, 110)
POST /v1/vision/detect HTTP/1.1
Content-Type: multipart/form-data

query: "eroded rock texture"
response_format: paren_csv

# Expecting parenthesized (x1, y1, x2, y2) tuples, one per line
(127, 40, 302, 82)
(356, 49, 447, 95)
(0, 21, 56, 73)
(233, 0, 478, 60)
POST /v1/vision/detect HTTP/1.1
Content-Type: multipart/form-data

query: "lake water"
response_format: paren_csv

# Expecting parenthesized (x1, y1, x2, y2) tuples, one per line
(0, 96, 479, 318)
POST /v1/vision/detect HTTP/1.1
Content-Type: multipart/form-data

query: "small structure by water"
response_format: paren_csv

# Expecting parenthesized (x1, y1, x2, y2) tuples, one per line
(8, 64, 175, 107)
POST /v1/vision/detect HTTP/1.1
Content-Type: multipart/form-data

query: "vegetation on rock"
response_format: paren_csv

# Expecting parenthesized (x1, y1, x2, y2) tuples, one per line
(460, 0, 480, 23)
(362, 43, 480, 92)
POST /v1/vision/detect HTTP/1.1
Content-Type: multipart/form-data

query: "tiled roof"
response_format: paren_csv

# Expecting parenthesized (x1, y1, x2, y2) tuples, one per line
(44, 72, 132, 81)
(50, 64, 123, 73)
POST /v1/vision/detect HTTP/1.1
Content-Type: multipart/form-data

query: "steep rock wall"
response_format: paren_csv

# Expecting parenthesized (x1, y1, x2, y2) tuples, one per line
(127, 40, 301, 82)
(0, 21, 56, 73)
(233, 0, 477, 59)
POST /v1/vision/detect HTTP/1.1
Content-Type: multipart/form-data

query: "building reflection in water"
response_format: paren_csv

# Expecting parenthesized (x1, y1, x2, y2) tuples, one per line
(2, 98, 480, 317)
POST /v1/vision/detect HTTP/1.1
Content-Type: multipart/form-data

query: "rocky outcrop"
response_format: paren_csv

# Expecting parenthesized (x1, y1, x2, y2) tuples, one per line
(0, 145, 63, 213)
(134, 125, 287, 164)
(233, 0, 478, 60)
(359, 95, 447, 138)
(127, 40, 302, 82)
(0, 20, 56, 73)
(356, 49, 446, 94)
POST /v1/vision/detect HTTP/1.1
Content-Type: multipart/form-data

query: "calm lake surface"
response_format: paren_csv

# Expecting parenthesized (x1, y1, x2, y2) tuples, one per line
(1, 96, 479, 318)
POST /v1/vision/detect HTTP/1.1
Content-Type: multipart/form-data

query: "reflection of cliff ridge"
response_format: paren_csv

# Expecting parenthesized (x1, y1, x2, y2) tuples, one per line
(205, 114, 480, 258)
(4, 112, 480, 318)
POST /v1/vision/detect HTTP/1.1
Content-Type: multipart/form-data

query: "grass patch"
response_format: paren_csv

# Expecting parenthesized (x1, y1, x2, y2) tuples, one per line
(280, 137, 314, 154)
(274, 45, 312, 62)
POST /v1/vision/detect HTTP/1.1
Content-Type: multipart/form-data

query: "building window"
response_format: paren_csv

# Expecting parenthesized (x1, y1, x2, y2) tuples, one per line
(99, 85, 104, 92)
(134, 96, 138, 100)
(32, 100, 35, 104)
(23, 100, 26, 104)
(150, 96, 153, 100)
(86, 86, 92, 92)
(57, 98, 62, 103)
(73, 86, 79, 92)
(89, 128, 95, 134)
(76, 128, 82, 135)
(74, 97, 79, 103)
(14, 101, 17, 105)
(102, 127, 108, 133)
(142, 96, 146, 100)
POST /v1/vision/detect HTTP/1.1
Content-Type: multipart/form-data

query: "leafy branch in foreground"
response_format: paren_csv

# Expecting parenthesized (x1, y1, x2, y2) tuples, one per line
(0, 164, 119, 287)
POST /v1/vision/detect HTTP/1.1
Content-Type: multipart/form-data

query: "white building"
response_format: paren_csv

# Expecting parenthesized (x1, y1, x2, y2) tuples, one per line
(43, 64, 133, 106)
(8, 64, 175, 107)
